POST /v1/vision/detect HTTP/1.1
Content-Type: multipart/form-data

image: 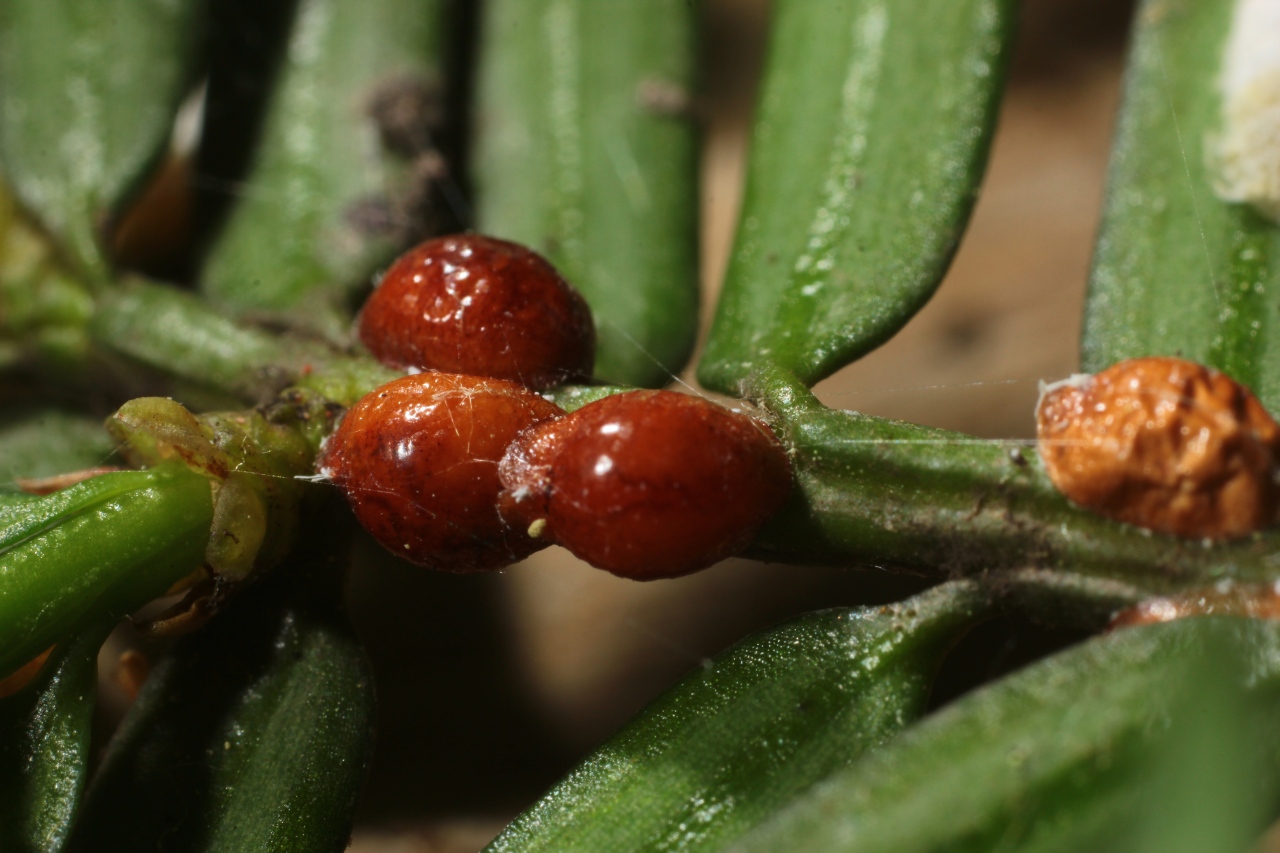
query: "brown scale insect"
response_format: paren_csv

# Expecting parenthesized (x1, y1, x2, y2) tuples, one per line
(1036, 356, 1280, 540)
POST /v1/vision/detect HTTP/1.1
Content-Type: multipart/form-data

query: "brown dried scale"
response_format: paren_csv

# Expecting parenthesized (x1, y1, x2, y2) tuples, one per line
(1036, 356, 1280, 540)
(1109, 583, 1280, 630)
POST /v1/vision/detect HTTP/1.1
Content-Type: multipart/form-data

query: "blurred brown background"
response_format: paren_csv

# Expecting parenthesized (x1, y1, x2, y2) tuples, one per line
(338, 0, 1133, 848)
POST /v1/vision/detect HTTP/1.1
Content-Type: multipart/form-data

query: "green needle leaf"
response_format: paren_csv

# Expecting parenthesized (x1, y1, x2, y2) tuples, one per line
(0, 465, 213, 679)
(0, 408, 117, 482)
(0, 622, 112, 853)
(0, 184, 96, 372)
(198, 0, 450, 323)
(67, 544, 375, 853)
(487, 581, 993, 853)
(698, 0, 1014, 394)
(90, 280, 397, 406)
(473, 0, 700, 388)
(0, 0, 206, 279)
(732, 617, 1280, 853)
(1083, 0, 1280, 408)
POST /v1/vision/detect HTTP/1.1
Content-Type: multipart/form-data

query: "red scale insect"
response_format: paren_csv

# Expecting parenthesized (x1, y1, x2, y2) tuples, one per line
(358, 234, 595, 390)
(499, 390, 792, 579)
(320, 372, 563, 571)
(332, 236, 792, 577)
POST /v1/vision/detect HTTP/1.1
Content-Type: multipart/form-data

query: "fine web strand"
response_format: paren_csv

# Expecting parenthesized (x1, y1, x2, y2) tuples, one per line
(598, 318, 1076, 448)
(818, 377, 1031, 398)
(595, 316, 716, 403)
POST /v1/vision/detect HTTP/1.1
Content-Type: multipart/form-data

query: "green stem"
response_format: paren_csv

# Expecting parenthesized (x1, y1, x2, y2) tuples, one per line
(1, 200, 399, 404)
(17, 268, 1280, 620)
(90, 279, 397, 406)
(747, 366, 1280, 597)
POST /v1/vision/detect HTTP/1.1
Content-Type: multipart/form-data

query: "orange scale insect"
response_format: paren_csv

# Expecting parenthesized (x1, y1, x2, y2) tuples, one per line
(1036, 356, 1280, 540)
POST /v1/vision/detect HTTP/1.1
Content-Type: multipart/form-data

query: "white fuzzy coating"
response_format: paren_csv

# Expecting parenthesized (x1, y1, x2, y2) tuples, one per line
(1213, 0, 1280, 223)
(1036, 373, 1093, 414)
